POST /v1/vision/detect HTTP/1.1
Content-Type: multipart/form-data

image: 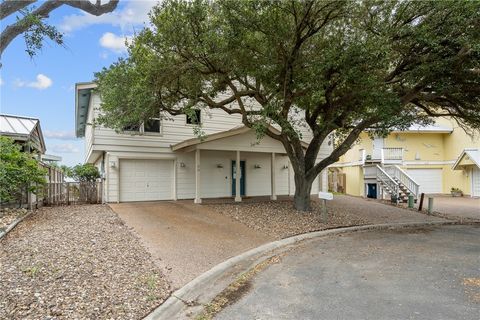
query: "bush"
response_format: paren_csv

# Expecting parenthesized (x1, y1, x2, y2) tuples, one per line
(67, 163, 100, 182)
(0, 136, 47, 204)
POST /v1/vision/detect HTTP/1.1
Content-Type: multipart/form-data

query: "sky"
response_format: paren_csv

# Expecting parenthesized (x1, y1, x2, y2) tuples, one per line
(0, 0, 160, 166)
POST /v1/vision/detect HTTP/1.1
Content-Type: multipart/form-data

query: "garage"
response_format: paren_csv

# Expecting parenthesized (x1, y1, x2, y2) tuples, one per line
(406, 168, 443, 194)
(119, 159, 174, 202)
(472, 168, 480, 197)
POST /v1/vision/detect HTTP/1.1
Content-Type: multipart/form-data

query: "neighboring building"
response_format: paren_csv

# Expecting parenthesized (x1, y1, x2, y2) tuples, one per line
(331, 118, 480, 199)
(74, 82, 331, 203)
(0, 114, 64, 208)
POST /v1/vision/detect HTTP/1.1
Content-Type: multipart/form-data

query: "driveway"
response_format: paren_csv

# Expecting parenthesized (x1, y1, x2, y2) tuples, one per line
(216, 225, 480, 320)
(110, 201, 273, 289)
(416, 196, 479, 221)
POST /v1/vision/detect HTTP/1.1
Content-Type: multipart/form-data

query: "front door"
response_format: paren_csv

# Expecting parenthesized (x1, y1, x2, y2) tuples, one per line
(367, 183, 377, 199)
(232, 161, 246, 196)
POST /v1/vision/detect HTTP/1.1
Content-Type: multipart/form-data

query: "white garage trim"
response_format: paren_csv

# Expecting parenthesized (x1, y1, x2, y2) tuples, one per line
(472, 168, 480, 198)
(119, 159, 174, 202)
(406, 168, 443, 195)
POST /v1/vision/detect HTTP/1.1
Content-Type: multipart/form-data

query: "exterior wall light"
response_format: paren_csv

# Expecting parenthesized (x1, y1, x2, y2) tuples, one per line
(180, 162, 186, 168)
(216, 164, 223, 168)
(254, 164, 262, 169)
(283, 164, 289, 169)
(109, 161, 116, 168)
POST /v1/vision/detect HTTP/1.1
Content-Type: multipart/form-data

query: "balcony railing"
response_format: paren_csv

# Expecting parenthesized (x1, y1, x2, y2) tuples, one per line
(363, 147, 403, 164)
(381, 147, 404, 162)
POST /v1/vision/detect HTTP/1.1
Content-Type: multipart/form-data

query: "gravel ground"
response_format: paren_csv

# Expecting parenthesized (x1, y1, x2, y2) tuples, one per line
(0, 208, 28, 232)
(0, 205, 170, 320)
(208, 199, 368, 239)
(208, 195, 445, 239)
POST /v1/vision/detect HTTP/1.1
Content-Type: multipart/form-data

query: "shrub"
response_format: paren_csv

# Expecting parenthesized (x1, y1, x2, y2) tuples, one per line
(0, 136, 47, 204)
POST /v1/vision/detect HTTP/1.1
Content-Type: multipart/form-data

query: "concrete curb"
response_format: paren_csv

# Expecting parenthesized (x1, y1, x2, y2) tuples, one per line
(0, 211, 34, 241)
(144, 220, 476, 320)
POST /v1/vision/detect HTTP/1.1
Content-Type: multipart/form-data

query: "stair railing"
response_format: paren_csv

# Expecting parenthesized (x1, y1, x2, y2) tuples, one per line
(376, 165, 400, 202)
(384, 165, 420, 198)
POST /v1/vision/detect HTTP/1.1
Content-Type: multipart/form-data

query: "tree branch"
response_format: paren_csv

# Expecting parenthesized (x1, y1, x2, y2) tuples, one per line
(0, 0, 119, 57)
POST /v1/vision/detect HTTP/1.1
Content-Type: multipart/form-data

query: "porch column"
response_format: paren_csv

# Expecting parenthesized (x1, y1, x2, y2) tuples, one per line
(194, 149, 202, 204)
(271, 152, 277, 200)
(235, 150, 242, 202)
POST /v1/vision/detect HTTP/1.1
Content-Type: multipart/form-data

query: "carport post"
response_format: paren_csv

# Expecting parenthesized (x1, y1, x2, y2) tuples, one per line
(271, 152, 277, 200)
(235, 150, 242, 202)
(194, 149, 202, 204)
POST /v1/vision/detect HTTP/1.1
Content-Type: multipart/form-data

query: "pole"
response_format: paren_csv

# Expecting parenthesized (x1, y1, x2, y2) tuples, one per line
(427, 197, 434, 215)
(408, 194, 414, 209)
(321, 199, 328, 223)
(418, 193, 425, 211)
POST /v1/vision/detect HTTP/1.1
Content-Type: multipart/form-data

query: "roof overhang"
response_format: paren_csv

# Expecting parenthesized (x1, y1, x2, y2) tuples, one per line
(171, 125, 308, 152)
(390, 124, 454, 134)
(452, 148, 480, 170)
(75, 82, 97, 138)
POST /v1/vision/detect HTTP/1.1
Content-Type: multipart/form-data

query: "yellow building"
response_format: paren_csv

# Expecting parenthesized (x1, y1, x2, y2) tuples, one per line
(331, 118, 480, 200)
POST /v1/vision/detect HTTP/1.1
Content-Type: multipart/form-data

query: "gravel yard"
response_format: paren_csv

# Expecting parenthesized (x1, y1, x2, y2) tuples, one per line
(0, 208, 28, 232)
(207, 195, 445, 239)
(0, 205, 170, 320)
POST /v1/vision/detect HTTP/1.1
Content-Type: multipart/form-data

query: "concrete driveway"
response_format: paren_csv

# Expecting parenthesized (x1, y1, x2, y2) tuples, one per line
(417, 196, 479, 220)
(216, 225, 480, 320)
(110, 201, 273, 289)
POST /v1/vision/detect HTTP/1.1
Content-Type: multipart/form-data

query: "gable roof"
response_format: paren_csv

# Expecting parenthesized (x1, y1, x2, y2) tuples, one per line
(452, 148, 480, 170)
(0, 114, 46, 153)
(171, 125, 309, 151)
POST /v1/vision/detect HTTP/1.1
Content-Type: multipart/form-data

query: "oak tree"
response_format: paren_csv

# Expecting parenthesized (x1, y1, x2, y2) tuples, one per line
(95, 0, 480, 210)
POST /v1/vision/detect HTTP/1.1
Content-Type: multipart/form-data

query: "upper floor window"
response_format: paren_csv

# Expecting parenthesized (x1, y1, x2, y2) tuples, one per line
(122, 124, 140, 132)
(121, 118, 161, 135)
(144, 118, 161, 133)
(186, 110, 201, 125)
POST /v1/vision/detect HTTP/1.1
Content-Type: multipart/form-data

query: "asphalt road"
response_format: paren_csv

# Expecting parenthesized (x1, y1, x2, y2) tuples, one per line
(216, 225, 480, 320)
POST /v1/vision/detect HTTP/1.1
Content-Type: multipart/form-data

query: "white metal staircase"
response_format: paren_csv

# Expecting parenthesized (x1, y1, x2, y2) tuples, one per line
(375, 165, 420, 203)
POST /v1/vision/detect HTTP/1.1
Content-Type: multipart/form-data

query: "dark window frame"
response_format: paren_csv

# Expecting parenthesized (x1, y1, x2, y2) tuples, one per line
(186, 109, 201, 125)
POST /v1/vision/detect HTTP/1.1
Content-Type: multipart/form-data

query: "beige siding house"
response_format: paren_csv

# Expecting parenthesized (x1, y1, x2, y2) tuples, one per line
(75, 83, 331, 203)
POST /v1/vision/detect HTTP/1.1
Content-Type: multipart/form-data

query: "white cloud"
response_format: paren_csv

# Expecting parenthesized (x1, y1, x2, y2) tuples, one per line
(51, 143, 79, 153)
(44, 130, 77, 140)
(99, 32, 132, 53)
(15, 74, 53, 90)
(59, 0, 159, 33)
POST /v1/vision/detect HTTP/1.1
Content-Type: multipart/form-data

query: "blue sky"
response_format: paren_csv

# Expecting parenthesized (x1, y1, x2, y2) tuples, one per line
(0, 0, 159, 166)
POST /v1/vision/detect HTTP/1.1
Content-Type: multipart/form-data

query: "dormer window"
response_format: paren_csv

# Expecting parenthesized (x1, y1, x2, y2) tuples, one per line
(186, 110, 201, 125)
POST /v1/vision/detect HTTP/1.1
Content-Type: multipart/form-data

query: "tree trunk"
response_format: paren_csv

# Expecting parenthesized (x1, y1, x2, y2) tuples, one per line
(293, 173, 314, 211)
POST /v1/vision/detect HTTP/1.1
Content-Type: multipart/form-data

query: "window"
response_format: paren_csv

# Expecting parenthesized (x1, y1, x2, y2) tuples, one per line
(144, 119, 161, 133)
(186, 110, 201, 124)
(122, 124, 140, 132)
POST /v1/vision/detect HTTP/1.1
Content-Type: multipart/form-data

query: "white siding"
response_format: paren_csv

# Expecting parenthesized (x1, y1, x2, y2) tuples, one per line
(84, 92, 333, 202)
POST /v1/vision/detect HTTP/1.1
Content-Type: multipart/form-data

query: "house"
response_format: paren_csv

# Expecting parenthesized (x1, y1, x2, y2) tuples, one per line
(331, 118, 480, 199)
(74, 82, 331, 203)
(0, 114, 64, 207)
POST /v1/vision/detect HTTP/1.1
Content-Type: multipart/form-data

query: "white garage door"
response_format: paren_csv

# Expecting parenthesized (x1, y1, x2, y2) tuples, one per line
(120, 159, 173, 202)
(406, 168, 443, 195)
(472, 168, 480, 197)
